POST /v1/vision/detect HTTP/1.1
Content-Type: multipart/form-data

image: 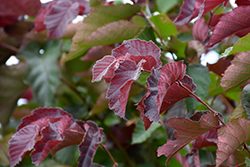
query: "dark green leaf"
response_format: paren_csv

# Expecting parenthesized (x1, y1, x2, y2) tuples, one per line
(0, 63, 28, 125)
(168, 36, 187, 58)
(185, 65, 210, 111)
(18, 40, 62, 107)
(132, 117, 161, 144)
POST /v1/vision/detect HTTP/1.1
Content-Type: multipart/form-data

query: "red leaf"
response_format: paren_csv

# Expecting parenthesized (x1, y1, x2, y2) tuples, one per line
(0, 0, 41, 17)
(8, 125, 40, 167)
(92, 55, 116, 83)
(34, 7, 49, 32)
(112, 39, 162, 68)
(192, 127, 218, 149)
(78, 121, 104, 167)
(42, 0, 89, 38)
(30, 121, 63, 166)
(174, 0, 227, 25)
(174, 153, 190, 167)
(17, 108, 73, 131)
(174, 0, 196, 25)
(157, 112, 219, 164)
(137, 61, 190, 123)
(207, 6, 250, 47)
(235, 0, 250, 6)
(192, 17, 209, 43)
(216, 118, 250, 166)
(9, 108, 103, 167)
(209, 14, 224, 27)
(44, 1, 79, 39)
(207, 57, 232, 76)
(107, 59, 145, 119)
(160, 75, 196, 113)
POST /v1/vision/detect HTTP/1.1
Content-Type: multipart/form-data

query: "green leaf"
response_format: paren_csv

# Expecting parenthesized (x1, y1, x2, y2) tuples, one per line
(0, 63, 28, 125)
(150, 14, 176, 41)
(242, 84, 250, 119)
(228, 101, 247, 122)
(168, 36, 187, 58)
(156, 0, 178, 13)
(54, 145, 78, 166)
(66, 4, 142, 62)
(185, 65, 210, 111)
(18, 40, 62, 107)
(229, 33, 250, 55)
(221, 51, 250, 91)
(132, 118, 161, 144)
(246, 157, 250, 166)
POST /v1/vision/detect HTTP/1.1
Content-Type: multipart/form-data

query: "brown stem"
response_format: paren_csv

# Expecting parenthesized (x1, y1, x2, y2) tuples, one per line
(141, 10, 167, 47)
(100, 143, 118, 167)
(60, 77, 86, 104)
(243, 143, 250, 154)
(177, 81, 226, 126)
(0, 43, 20, 53)
(0, 142, 10, 163)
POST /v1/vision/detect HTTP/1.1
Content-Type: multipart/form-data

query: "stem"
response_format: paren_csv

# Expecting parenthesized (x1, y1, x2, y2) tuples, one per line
(140, 10, 167, 47)
(0, 42, 20, 53)
(100, 143, 118, 167)
(0, 142, 10, 163)
(60, 77, 86, 104)
(108, 132, 135, 167)
(177, 81, 226, 126)
(243, 143, 250, 154)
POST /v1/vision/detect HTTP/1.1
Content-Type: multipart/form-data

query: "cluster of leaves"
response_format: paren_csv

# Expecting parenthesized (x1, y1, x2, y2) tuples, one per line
(2, 0, 250, 166)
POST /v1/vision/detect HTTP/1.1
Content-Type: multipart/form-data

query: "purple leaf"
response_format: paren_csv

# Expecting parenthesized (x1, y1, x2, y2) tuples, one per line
(207, 6, 250, 47)
(78, 121, 104, 167)
(216, 118, 250, 166)
(17, 108, 73, 131)
(192, 127, 218, 149)
(174, 0, 196, 25)
(174, 0, 228, 25)
(43, 0, 89, 39)
(107, 59, 145, 119)
(192, 17, 209, 43)
(235, 0, 250, 6)
(92, 56, 116, 83)
(8, 125, 40, 167)
(31, 122, 63, 166)
(159, 75, 196, 113)
(157, 112, 219, 164)
(112, 39, 162, 68)
(137, 61, 188, 123)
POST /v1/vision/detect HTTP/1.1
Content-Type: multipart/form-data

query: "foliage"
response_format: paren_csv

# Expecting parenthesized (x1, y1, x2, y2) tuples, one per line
(2, 0, 250, 166)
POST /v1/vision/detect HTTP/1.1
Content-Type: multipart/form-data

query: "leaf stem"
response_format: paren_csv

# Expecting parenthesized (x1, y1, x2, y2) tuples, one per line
(60, 77, 86, 104)
(140, 10, 167, 47)
(100, 143, 118, 167)
(0, 42, 20, 53)
(0, 141, 10, 163)
(177, 81, 226, 126)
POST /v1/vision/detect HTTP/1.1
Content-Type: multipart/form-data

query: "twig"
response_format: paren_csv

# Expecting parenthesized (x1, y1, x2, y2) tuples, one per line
(177, 81, 226, 126)
(60, 77, 86, 104)
(0, 42, 20, 53)
(141, 10, 167, 47)
(0, 142, 10, 163)
(100, 143, 118, 167)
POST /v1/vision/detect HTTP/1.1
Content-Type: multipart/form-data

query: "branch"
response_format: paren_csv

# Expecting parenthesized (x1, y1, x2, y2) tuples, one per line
(177, 81, 226, 126)
(60, 77, 86, 104)
(0, 42, 20, 53)
(100, 143, 118, 167)
(140, 10, 167, 47)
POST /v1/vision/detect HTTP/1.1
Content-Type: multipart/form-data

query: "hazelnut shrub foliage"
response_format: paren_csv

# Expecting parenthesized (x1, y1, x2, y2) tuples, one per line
(2, 0, 250, 166)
